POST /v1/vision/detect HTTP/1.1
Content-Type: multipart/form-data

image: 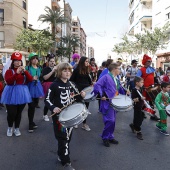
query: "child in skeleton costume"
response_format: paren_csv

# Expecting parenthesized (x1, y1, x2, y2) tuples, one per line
(70, 56, 92, 131)
(1, 52, 33, 137)
(93, 63, 126, 147)
(26, 52, 44, 133)
(155, 82, 170, 136)
(45, 62, 85, 170)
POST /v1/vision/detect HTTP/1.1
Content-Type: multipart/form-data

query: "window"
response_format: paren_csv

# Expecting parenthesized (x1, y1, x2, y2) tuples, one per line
(23, 0, 26, 10)
(166, 12, 170, 20)
(23, 18, 26, 28)
(0, 32, 4, 48)
(0, 9, 4, 26)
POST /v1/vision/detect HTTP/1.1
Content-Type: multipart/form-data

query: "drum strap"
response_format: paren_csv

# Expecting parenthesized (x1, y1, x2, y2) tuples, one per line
(69, 81, 79, 94)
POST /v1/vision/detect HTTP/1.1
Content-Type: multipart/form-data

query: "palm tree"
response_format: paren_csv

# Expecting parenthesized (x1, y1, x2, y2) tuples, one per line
(38, 6, 68, 57)
(61, 35, 80, 62)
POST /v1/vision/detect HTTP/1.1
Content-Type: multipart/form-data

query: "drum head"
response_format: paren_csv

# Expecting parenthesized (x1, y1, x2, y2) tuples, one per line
(112, 94, 132, 107)
(59, 103, 84, 121)
(166, 105, 170, 116)
(83, 86, 94, 100)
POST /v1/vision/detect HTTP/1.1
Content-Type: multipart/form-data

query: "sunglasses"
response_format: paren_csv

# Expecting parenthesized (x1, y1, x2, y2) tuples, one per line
(147, 61, 151, 63)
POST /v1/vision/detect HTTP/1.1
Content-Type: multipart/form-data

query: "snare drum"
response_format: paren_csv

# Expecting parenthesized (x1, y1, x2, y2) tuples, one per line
(111, 94, 133, 112)
(59, 103, 90, 128)
(165, 105, 170, 117)
(83, 86, 96, 102)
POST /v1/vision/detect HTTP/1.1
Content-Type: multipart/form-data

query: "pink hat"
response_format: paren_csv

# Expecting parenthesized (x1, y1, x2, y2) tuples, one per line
(72, 53, 80, 59)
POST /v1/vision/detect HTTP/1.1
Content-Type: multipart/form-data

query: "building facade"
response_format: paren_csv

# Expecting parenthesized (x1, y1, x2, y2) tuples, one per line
(80, 27, 86, 56)
(153, 0, 170, 70)
(87, 46, 94, 59)
(0, 0, 28, 65)
(71, 16, 81, 54)
(128, 0, 170, 69)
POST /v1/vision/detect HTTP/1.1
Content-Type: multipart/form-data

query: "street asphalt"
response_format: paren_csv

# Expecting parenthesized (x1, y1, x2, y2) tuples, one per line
(0, 99, 170, 170)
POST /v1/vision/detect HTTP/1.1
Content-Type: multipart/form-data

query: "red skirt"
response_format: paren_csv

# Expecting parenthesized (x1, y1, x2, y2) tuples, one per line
(42, 82, 53, 95)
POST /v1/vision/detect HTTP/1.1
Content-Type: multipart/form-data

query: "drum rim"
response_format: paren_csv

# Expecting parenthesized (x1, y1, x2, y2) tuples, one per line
(59, 103, 85, 121)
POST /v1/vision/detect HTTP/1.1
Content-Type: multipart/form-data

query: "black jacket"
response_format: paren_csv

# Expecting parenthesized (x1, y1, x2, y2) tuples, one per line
(70, 68, 92, 91)
(45, 78, 84, 113)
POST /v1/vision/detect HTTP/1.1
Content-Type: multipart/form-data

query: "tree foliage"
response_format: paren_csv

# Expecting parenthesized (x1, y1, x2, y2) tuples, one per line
(113, 22, 170, 58)
(38, 6, 68, 55)
(14, 29, 53, 55)
(56, 35, 80, 62)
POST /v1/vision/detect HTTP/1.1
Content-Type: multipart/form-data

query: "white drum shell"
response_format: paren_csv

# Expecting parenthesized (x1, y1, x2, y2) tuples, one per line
(59, 103, 89, 128)
(166, 105, 170, 117)
(111, 94, 133, 112)
(83, 86, 96, 102)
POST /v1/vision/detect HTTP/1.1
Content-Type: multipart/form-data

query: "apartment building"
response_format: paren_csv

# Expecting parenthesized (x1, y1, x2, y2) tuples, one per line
(128, 0, 154, 66)
(71, 16, 81, 54)
(128, 0, 152, 35)
(153, 0, 170, 69)
(87, 46, 94, 59)
(128, 0, 170, 69)
(0, 0, 28, 65)
(80, 28, 86, 56)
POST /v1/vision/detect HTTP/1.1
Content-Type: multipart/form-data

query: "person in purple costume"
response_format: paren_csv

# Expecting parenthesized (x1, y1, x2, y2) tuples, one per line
(93, 63, 128, 147)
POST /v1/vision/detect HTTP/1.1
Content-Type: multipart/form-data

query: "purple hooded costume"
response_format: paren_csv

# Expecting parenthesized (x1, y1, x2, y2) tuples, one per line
(93, 73, 125, 140)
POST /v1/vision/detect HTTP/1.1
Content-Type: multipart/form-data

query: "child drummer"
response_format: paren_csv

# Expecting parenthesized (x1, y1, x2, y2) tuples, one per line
(45, 62, 85, 170)
(129, 76, 145, 140)
(155, 82, 170, 136)
(93, 63, 128, 147)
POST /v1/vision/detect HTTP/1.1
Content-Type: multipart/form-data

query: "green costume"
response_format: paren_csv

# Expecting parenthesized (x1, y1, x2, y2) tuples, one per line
(155, 92, 170, 131)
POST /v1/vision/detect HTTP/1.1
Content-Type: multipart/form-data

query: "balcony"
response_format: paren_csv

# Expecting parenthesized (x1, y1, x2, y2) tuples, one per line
(140, 0, 152, 2)
(52, 0, 60, 9)
(139, 7, 152, 22)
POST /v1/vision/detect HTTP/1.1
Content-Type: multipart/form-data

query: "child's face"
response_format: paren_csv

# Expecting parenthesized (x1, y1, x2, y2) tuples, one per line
(163, 85, 170, 93)
(61, 68, 71, 80)
(136, 80, 144, 88)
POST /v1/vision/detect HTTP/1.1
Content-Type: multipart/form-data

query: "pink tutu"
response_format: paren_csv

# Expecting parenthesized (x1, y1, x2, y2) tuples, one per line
(42, 82, 53, 95)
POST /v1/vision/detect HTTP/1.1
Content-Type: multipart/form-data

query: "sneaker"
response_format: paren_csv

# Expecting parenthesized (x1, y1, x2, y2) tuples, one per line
(150, 115, 160, 121)
(64, 163, 75, 170)
(103, 139, 110, 147)
(160, 130, 169, 136)
(32, 122, 38, 129)
(129, 123, 135, 133)
(137, 132, 143, 140)
(14, 128, 21, 137)
(58, 156, 61, 162)
(74, 125, 78, 129)
(109, 139, 119, 144)
(82, 124, 91, 131)
(7, 127, 13, 137)
(28, 125, 34, 133)
(43, 115, 49, 121)
(156, 124, 162, 130)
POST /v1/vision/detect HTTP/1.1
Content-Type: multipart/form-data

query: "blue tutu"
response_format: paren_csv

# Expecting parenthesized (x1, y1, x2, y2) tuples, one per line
(28, 80, 44, 98)
(1, 85, 32, 105)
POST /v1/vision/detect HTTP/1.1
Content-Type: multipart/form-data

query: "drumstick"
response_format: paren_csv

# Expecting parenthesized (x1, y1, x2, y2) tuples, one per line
(125, 85, 130, 100)
(50, 99, 76, 117)
(96, 97, 121, 100)
(67, 88, 93, 100)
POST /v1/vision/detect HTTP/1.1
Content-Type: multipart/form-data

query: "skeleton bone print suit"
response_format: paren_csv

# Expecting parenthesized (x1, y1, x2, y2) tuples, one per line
(45, 78, 84, 166)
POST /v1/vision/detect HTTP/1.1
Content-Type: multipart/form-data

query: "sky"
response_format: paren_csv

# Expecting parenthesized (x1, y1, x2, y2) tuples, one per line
(67, 0, 129, 65)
